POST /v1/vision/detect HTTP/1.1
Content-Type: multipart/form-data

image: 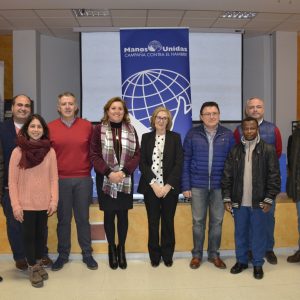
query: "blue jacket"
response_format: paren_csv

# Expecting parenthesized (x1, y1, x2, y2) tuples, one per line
(182, 124, 234, 191)
(0, 119, 17, 188)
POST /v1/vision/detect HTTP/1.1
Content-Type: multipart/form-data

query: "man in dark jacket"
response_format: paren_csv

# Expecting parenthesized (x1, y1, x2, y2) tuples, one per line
(222, 117, 280, 279)
(182, 101, 235, 270)
(286, 125, 300, 263)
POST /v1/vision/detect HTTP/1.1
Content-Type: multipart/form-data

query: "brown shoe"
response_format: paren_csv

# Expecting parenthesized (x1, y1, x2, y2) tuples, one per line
(40, 255, 53, 268)
(287, 250, 300, 263)
(16, 259, 28, 271)
(208, 257, 227, 269)
(189, 257, 201, 269)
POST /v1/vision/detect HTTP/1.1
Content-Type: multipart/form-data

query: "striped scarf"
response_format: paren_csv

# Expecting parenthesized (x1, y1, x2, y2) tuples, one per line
(101, 122, 136, 198)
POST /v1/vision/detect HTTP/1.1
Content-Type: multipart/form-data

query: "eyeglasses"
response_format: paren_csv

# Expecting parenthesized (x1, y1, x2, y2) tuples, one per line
(156, 116, 168, 122)
(201, 112, 219, 117)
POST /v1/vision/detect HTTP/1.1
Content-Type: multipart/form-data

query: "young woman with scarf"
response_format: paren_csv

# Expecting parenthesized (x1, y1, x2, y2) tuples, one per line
(8, 114, 58, 288)
(90, 97, 140, 270)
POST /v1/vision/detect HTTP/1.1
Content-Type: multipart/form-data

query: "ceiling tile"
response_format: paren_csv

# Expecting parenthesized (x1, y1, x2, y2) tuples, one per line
(148, 10, 184, 18)
(147, 18, 181, 27)
(42, 17, 79, 27)
(8, 18, 47, 28)
(34, 9, 74, 18)
(112, 18, 146, 27)
(244, 20, 282, 30)
(212, 19, 249, 28)
(254, 12, 291, 21)
(77, 17, 112, 27)
(111, 10, 147, 18)
(0, 10, 37, 18)
(0, 17, 13, 29)
(183, 10, 221, 18)
(180, 19, 216, 27)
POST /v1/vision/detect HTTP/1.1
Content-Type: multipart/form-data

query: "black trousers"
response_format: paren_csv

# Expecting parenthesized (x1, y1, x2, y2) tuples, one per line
(144, 189, 178, 263)
(22, 210, 48, 266)
(104, 210, 129, 246)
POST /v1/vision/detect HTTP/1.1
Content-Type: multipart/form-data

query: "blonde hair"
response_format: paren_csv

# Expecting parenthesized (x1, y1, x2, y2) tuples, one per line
(150, 106, 173, 131)
(101, 97, 130, 124)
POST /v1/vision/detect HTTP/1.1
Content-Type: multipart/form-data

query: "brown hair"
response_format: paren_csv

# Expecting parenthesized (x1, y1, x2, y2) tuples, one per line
(150, 106, 173, 131)
(101, 97, 130, 124)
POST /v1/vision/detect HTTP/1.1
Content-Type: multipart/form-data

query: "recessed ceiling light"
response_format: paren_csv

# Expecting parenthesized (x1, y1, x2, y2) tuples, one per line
(222, 11, 257, 19)
(72, 9, 110, 17)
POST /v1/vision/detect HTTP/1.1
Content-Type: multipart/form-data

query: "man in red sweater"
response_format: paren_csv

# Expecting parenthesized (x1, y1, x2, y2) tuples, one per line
(48, 92, 98, 271)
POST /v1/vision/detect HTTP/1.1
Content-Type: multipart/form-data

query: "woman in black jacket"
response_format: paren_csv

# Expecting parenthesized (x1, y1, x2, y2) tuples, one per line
(138, 107, 183, 267)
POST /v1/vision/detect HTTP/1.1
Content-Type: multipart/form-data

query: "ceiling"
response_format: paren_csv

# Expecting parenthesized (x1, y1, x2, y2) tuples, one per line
(1, 0, 300, 41)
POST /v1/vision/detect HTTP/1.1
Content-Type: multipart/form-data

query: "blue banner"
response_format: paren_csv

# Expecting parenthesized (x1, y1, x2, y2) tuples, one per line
(120, 28, 192, 142)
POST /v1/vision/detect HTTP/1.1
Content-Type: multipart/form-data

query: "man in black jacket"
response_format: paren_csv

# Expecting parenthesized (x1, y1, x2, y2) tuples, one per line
(286, 125, 300, 263)
(222, 117, 280, 279)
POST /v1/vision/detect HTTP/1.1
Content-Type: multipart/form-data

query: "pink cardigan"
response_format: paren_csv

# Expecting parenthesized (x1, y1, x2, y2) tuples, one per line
(9, 147, 59, 213)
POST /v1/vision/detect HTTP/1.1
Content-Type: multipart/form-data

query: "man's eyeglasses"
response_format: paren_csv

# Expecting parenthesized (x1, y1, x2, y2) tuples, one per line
(201, 112, 219, 117)
(156, 116, 168, 122)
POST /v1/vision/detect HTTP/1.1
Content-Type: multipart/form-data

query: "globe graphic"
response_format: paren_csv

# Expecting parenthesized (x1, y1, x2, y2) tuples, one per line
(122, 69, 191, 130)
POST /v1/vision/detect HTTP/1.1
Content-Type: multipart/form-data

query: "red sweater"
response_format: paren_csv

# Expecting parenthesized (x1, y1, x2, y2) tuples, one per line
(48, 118, 93, 178)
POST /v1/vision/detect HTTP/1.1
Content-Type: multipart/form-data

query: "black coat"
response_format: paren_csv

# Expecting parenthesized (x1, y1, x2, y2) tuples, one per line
(221, 139, 281, 208)
(286, 128, 300, 202)
(137, 130, 183, 195)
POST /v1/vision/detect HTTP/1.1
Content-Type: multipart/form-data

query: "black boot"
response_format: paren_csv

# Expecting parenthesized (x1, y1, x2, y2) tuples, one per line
(117, 245, 127, 269)
(108, 244, 118, 270)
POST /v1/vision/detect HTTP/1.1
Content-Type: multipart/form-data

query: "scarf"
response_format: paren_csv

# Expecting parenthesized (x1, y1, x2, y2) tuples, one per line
(101, 122, 136, 198)
(17, 135, 51, 169)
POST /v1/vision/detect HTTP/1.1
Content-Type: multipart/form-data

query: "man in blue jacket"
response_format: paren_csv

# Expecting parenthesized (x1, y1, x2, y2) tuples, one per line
(182, 101, 235, 270)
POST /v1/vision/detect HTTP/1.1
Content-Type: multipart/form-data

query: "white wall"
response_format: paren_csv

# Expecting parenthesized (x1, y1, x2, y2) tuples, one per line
(243, 32, 297, 153)
(40, 35, 80, 122)
(243, 35, 273, 122)
(13, 30, 40, 112)
(274, 31, 297, 153)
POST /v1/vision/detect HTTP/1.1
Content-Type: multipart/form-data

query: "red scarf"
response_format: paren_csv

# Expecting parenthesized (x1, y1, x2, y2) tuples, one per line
(17, 135, 51, 169)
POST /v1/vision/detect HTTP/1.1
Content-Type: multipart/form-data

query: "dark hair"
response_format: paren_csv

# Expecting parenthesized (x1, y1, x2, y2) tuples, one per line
(200, 101, 220, 115)
(241, 116, 258, 128)
(12, 94, 33, 107)
(101, 97, 130, 124)
(19, 114, 49, 140)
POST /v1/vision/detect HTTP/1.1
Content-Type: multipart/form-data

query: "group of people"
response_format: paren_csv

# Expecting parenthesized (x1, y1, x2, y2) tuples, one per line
(0, 93, 299, 287)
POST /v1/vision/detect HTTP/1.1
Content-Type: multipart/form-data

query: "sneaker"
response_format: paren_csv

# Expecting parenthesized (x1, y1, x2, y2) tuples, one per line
(37, 261, 49, 280)
(40, 255, 53, 268)
(28, 265, 43, 288)
(83, 256, 98, 270)
(16, 258, 28, 271)
(51, 256, 69, 271)
(265, 251, 277, 265)
(287, 250, 300, 263)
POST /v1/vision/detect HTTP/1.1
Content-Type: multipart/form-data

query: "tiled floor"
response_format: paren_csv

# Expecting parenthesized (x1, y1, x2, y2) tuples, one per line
(0, 250, 300, 300)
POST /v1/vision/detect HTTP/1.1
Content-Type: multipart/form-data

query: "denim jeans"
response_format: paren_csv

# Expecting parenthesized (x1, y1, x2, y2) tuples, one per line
(1, 189, 25, 261)
(296, 201, 300, 249)
(191, 188, 224, 259)
(265, 201, 276, 251)
(234, 206, 267, 267)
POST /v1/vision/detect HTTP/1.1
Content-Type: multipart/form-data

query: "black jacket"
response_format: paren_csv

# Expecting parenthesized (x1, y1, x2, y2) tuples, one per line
(221, 139, 281, 208)
(138, 130, 183, 195)
(286, 127, 300, 202)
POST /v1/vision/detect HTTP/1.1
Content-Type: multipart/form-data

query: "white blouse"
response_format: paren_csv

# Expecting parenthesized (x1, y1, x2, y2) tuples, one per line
(151, 134, 165, 186)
